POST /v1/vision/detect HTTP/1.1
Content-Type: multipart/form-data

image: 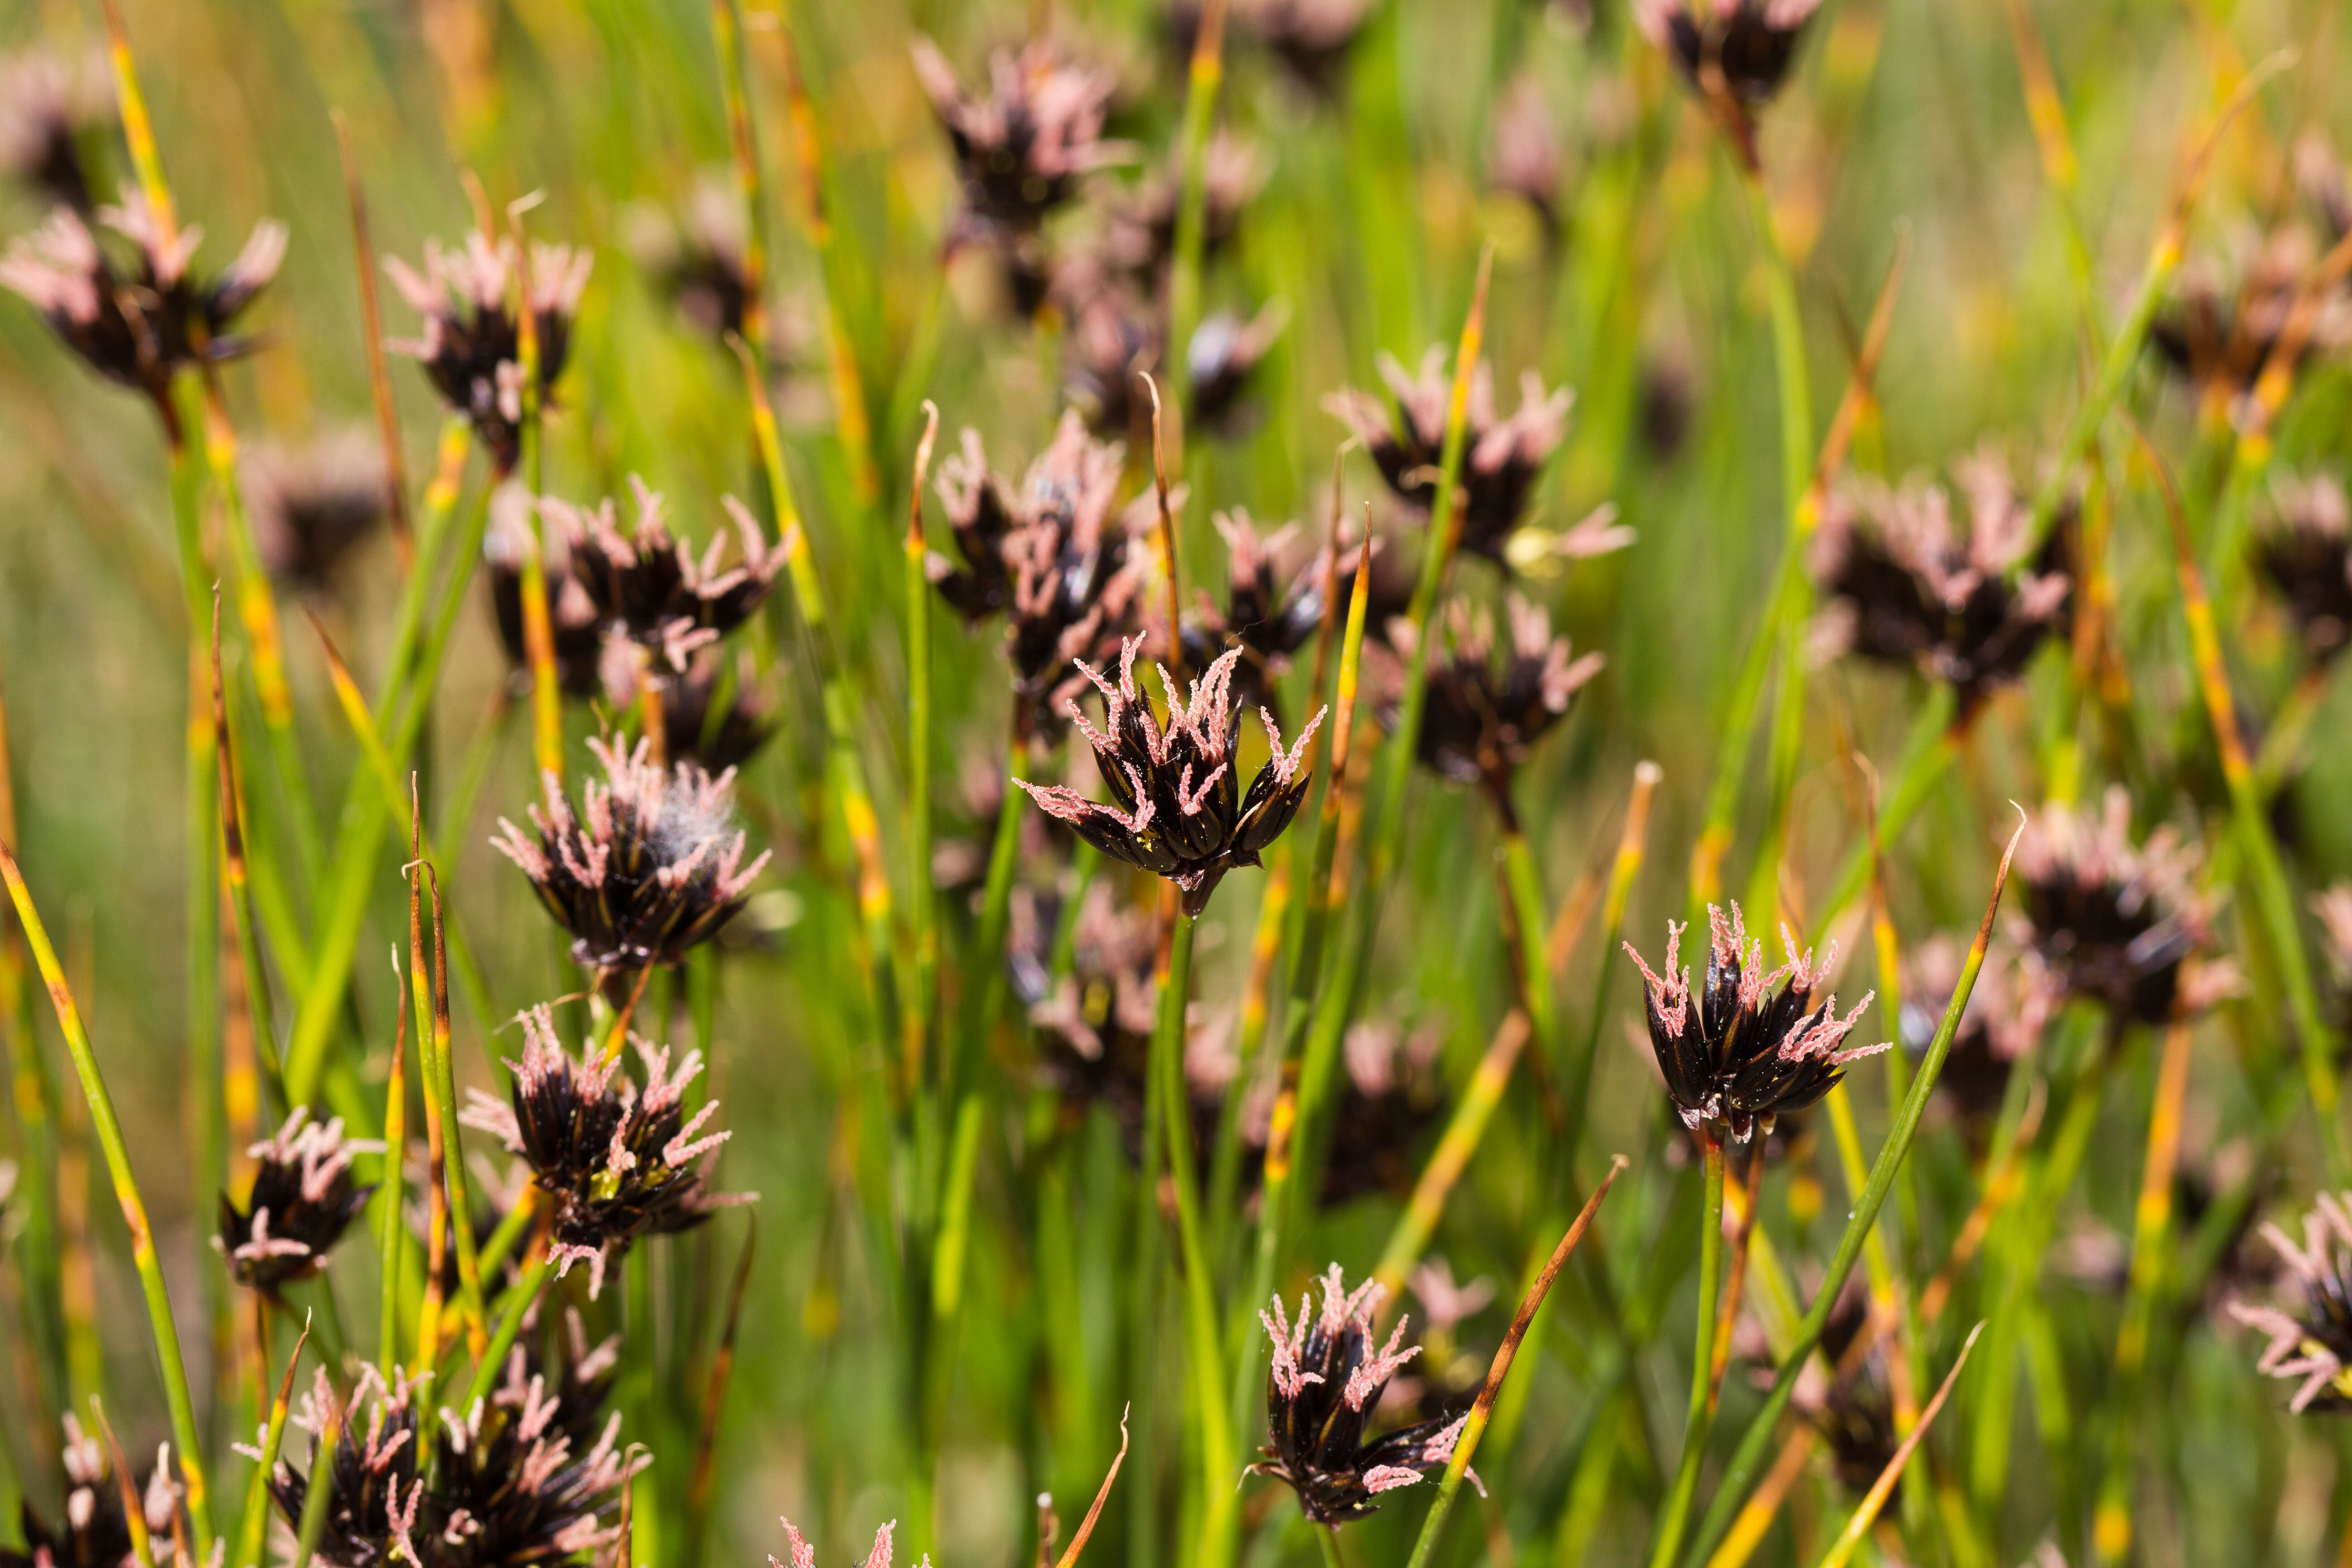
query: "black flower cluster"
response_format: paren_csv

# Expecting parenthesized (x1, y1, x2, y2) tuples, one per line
(461, 1004, 745, 1297)
(244, 431, 392, 593)
(486, 489, 608, 701)
(658, 653, 774, 774)
(0, 194, 285, 421)
(1253, 1266, 1470, 1526)
(2253, 471, 2352, 662)
(1178, 512, 1333, 719)
(270, 1347, 635, 1568)
(1624, 903, 1883, 1146)
(541, 479, 789, 676)
(1392, 595, 1602, 819)
(0, 47, 107, 212)
(2151, 225, 2352, 407)
(1018, 635, 1324, 916)
(930, 413, 1151, 741)
(1, 1418, 142, 1568)
(2230, 1193, 2352, 1413)
(493, 735, 771, 974)
(1634, 0, 1823, 110)
(1326, 350, 1573, 568)
(218, 1106, 381, 1294)
(385, 229, 593, 474)
(1809, 450, 2073, 711)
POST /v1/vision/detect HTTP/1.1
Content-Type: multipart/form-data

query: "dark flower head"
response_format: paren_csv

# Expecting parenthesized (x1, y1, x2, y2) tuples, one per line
(2229, 1194, 2352, 1413)
(1898, 933, 2048, 1139)
(2152, 224, 2352, 407)
(1809, 449, 2073, 708)
(1095, 133, 1265, 283)
(218, 1107, 382, 1294)
(491, 735, 772, 973)
(1624, 903, 1884, 1145)
(245, 431, 392, 592)
(930, 413, 1151, 740)
(0, 48, 108, 211)
(486, 485, 608, 700)
(1179, 511, 1329, 715)
(627, 181, 754, 346)
(2012, 789, 2230, 1028)
(0, 196, 286, 416)
(1018, 635, 1326, 916)
(1326, 349, 1573, 567)
(1186, 303, 1286, 437)
(659, 654, 774, 774)
(1390, 595, 1601, 814)
(384, 229, 593, 475)
(2, 1417, 135, 1568)
(1488, 74, 1566, 236)
(270, 1349, 636, 1568)
(542, 479, 789, 673)
(1633, 0, 1823, 111)
(1061, 280, 1162, 440)
(1252, 1265, 1470, 1526)
(2253, 470, 2352, 661)
(911, 36, 1127, 244)
(1225, 0, 1376, 97)
(460, 1004, 745, 1298)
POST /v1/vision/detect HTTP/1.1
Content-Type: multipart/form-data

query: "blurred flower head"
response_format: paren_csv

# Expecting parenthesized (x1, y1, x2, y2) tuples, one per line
(2152, 223, 2352, 409)
(658, 653, 774, 775)
(1179, 510, 1328, 715)
(911, 36, 1126, 245)
(1327, 349, 1573, 567)
(244, 430, 392, 593)
(2228, 1193, 2352, 1412)
(1253, 1265, 1470, 1525)
(0, 195, 285, 420)
(770, 1523, 897, 1568)
(2252, 470, 2352, 662)
(1635, 0, 1823, 135)
(1899, 932, 2048, 1137)
(1810, 448, 2072, 709)
(491, 735, 771, 973)
(627, 179, 755, 345)
(1018, 634, 1325, 916)
(1390, 594, 1602, 815)
(930, 413, 1151, 741)
(0, 47, 109, 211)
(541, 478, 788, 674)
(460, 1004, 744, 1298)
(1488, 73, 1566, 235)
(486, 483, 608, 700)
(0, 1416, 145, 1568)
(1625, 902, 1884, 1145)
(1223, 0, 1377, 98)
(384, 228, 593, 474)
(1059, 278, 1163, 439)
(1186, 302, 1287, 437)
(218, 1106, 382, 1294)
(2012, 788, 2228, 1028)
(1093, 133, 1265, 283)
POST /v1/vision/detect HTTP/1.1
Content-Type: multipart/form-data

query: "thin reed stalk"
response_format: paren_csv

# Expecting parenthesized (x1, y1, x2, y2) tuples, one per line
(231, 1319, 310, 1568)
(1372, 1010, 1531, 1296)
(0, 841, 216, 1554)
(1647, 1135, 1727, 1568)
(906, 406, 941, 1082)
(211, 603, 285, 1112)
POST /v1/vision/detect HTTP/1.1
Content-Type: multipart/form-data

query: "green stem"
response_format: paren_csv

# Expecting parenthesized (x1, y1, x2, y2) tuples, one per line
(1647, 1139, 1726, 1568)
(1499, 827, 1559, 1064)
(0, 845, 215, 1553)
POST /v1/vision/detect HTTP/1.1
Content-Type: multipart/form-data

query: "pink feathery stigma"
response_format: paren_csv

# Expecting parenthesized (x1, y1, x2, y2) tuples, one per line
(1361, 1466, 1427, 1495)
(1261, 705, 1327, 786)
(774, 1523, 818, 1568)
(1622, 920, 1690, 1035)
(1777, 922, 1838, 995)
(666, 1101, 731, 1167)
(1176, 762, 1228, 817)
(549, 1241, 611, 1300)
(387, 1476, 424, 1568)
(1710, 903, 1773, 1012)
(1316, 1264, 1385, 1338)
(715, 836, 774, 902)
(1260, 1294, 1323, 1400)
(860, 1522, 897, 1568)
(1341, 1317, 1421, 1411)
(230, 1209, 313, 1264)
(459, 1088, 523, 1152)
(1776, 991, 1882, 1066)
(490, 817, 551, 881)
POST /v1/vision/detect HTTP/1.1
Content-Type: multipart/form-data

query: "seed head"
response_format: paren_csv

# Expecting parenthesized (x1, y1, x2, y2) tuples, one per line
(491, 735, 771, 973)
(1389, 595, 1602, 818)
(1809, 448, 2072, 709)
(245, 430, 393, 592)
(2252, 470, 2352, 662)
(1185, 304, 1286, 437)
(911, 36, 1127, 245)
(1177, 511, 1330, 717)
(218, 1106, 383, 1295)
(1251, 1265, 1473, 1526)
(1016, 634, 1326, 917)
(1325, 349, 1573, 567)
(2228, 1194, 2352, 1413)
(484, 486, 609, 701)
(2151, 224, 2352, 408)
(1624, 902, 1886, 1145)
(658, 653, 774, 774)
(1634, 0, 1823, 108)
(541, 478, 789, 673)
(384, 229, 592, 474)
(460, 1005, 746, 1298)
(1, 195, 285, 420)
(0, 47, 109, 211)
(0, 1417, 142, 1568)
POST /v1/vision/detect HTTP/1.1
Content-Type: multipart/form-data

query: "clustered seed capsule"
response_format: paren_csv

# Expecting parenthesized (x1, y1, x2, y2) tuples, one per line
(217, 1106, 382, 1295)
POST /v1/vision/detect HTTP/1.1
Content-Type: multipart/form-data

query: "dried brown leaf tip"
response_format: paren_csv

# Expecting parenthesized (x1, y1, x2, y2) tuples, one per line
(540, 477, 788, 674)
(2252, 470, 2352, 662)
(1252, 1265, 1472, 1526)
(1017, 634, 1325, 917)
(0, 192, 286, 418)
(270, 1350, 638, 1567)
(1623, 902, 1885, 1146)
(0, 46, 110, 211)
(2012, 788, 2234, 1029)
(460, 1004, 747, 1298)
(384, 227, 593, 473)
(1388, 595, 1602, 818)
(217, 1106, 382, 1294)
(911, 35, 1127, 248)
(245, 429, 392, 592)
(1325, 348, 1574, 568)
(1809, 447, 2073, 710)
(2227, 1193, 2352, 1413)
(930, 412, 1150, 740)
(492, 735, 771, 973)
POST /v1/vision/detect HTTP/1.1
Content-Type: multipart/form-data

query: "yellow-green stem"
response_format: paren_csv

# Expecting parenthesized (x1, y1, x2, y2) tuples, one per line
(1648, 1138, 1726, 1568)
